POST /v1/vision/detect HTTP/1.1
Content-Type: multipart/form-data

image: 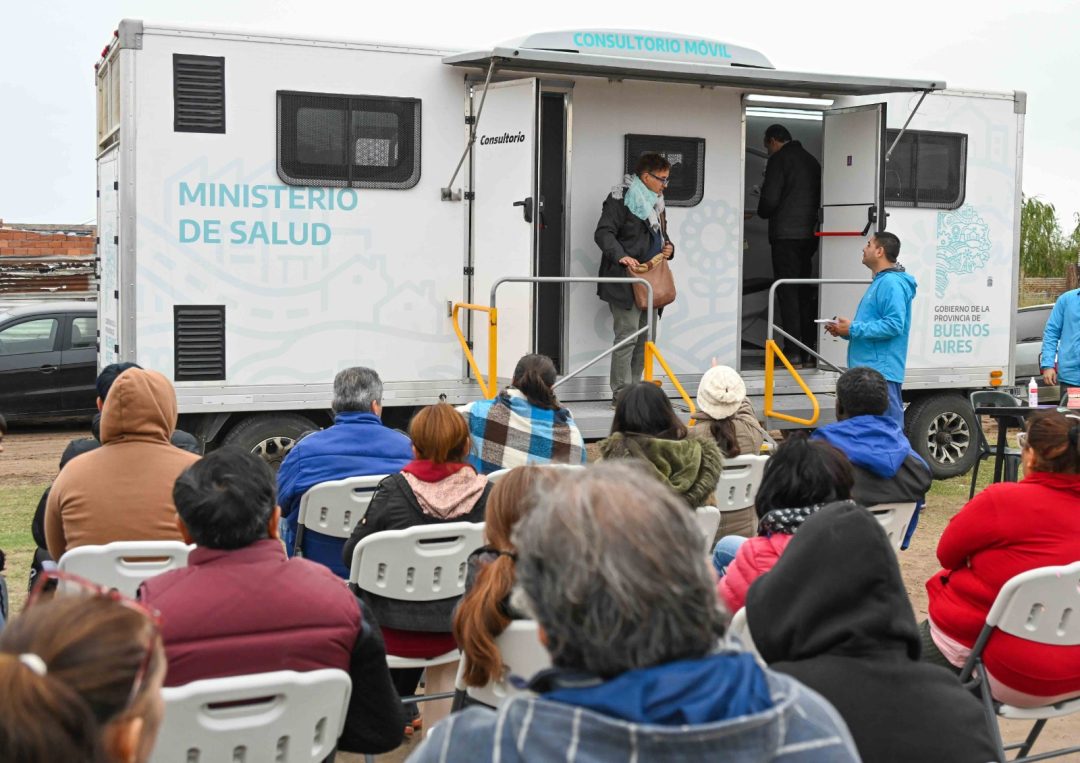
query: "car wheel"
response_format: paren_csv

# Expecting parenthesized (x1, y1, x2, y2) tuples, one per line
(220, 413, 320, 471)
(905, 393, 979, 480)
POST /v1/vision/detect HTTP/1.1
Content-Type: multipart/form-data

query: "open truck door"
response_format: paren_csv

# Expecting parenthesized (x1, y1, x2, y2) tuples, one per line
(818, 103, 886, 371)
(469, 78, 540, 381)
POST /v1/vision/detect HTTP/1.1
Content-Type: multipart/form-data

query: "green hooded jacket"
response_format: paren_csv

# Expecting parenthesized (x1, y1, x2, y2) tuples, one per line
(598, 432, 723, 508)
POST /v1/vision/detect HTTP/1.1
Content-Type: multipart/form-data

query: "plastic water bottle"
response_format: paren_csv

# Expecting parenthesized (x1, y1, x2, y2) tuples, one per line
(1029, 377, 1040, 408)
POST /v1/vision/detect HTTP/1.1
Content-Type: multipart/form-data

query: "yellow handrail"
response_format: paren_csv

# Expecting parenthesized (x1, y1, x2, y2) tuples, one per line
(764, 339, 820, 426)
(643, 341, 698, 421)
(451, 303, 499, 399)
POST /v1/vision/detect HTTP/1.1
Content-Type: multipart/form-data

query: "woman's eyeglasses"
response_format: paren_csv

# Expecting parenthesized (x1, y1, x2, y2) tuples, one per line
(26, 570, 161, 711)
(647, 172, 671, 187)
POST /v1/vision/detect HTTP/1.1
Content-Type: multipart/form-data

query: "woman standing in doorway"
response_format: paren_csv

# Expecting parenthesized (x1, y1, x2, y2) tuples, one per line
(594, 153, 675, 405)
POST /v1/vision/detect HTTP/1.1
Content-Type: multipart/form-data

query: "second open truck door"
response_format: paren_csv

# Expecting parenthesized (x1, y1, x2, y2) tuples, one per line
(469, 78, 540, 380)
(817, 102, 886, 371)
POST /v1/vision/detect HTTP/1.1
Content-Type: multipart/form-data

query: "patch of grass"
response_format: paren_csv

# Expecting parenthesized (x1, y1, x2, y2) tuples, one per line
(1, 482, 45, 615)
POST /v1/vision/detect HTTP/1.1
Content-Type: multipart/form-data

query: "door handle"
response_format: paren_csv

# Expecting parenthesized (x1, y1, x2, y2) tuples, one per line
(860, 205, 877, 236)
(39, 365, 58, 374)
(512, 197, 534, 224)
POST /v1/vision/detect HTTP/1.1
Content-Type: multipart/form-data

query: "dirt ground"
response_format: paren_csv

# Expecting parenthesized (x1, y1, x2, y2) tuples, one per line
(2, 426, 1077, 760)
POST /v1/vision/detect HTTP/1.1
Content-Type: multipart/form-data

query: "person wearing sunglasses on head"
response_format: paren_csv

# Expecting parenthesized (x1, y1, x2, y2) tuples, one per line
(594, 152, 675, 406)
(0, 574, 166, 763)
(923, 410, 1080, 706)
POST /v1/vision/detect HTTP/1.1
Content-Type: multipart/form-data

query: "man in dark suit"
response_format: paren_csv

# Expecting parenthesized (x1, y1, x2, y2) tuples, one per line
(757, 124, 822, 367)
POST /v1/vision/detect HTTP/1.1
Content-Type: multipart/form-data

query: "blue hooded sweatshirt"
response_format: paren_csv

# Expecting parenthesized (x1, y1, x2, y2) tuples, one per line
(846, 268, 917, 384)
(811, 414, 930, 548)
(540, 652, 773, 726)
(1040, 288, 1080, 386)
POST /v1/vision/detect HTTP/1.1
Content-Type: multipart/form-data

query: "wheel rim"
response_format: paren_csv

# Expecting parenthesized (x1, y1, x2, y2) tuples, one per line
(926, 411, 972, 466)
(250, 435, 297, 468)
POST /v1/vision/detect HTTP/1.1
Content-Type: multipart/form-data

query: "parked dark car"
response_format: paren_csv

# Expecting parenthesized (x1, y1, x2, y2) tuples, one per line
(0, 301, 97, 422)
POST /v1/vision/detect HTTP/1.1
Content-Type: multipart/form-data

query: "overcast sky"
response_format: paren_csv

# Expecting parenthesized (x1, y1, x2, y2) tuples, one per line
(2, 0, 1077, 230)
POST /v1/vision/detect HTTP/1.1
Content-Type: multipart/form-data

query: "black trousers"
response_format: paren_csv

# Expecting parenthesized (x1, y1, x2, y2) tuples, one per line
(770, 238, 819, 359)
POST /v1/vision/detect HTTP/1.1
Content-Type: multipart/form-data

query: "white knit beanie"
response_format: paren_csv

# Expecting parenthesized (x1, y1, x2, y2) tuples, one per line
(696, 365, 745, 420)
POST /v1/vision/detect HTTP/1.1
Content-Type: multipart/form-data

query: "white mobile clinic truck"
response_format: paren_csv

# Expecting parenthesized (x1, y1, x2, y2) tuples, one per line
(94, 20, 1024, 478)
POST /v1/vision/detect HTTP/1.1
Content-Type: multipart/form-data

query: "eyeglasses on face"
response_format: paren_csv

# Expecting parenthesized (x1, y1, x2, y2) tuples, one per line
(647, 172, 671, 186)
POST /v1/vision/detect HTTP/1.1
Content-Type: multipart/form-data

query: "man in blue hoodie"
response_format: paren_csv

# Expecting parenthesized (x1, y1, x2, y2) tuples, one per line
(412, 462, 860, 763)
(826, 232, 917, 425)
(812, 367, 931, 548)
(1040, 287, 1080, 403)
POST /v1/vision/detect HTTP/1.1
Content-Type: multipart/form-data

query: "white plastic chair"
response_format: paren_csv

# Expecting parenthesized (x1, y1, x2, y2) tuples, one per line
(294, 474, 385, 555)
(694, 506, 722, 552)
(959, 561, 1080, 762)
(727, 607, 763, 664)
(869, 502, 918, 551)
(716, 455, 768, 512)
(57, 541, 193, 597)
(350, 522, 485, 703)
(453, 620, 552, 708)
(151, 669, 351, 763)
(486, 463, 586, 484)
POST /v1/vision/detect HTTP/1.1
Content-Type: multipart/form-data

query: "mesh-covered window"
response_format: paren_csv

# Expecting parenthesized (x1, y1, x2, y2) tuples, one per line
(885, 129, 966, 209)
(278, 91, 421, 189)
(624, 135, 705, 207)
(173, 55, 225, 134)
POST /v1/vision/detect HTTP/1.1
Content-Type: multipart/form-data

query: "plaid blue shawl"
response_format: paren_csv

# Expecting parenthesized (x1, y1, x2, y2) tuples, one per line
(460, 389, 586, 475)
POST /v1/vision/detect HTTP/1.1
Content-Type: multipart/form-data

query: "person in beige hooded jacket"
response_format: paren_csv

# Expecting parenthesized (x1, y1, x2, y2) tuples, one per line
(45, 368, 200, 559)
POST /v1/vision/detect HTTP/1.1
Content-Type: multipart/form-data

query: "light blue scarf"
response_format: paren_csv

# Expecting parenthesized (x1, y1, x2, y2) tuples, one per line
(623, 175, 659, 224)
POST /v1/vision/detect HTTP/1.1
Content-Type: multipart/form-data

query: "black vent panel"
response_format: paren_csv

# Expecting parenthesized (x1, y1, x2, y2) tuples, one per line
(174, 305, 225, 381)
(173, 54, 225, 133)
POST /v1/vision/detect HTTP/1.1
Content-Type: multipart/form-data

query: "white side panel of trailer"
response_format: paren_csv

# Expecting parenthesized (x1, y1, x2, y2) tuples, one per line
(98, 148, 121, 367)
(130, 31, 467, 388)
(564, 79, 744, 377)
(832, 91, 1020, 384)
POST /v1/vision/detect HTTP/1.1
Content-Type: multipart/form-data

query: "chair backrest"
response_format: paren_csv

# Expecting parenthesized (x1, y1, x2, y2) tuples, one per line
(986, 561, 1080, 646)
(461, 620, 552, 708)
(716, 455, 768, 511)
(487, 463, 586, 484)
(151, 669, 351, 763)
(296, 475, 386, 542)
(349, 522, 485, 603)
(58, 541, 193, 597)
(868, 502, 918, 551)
(728, 607, 762, 662)
(694, 506, 722, 551)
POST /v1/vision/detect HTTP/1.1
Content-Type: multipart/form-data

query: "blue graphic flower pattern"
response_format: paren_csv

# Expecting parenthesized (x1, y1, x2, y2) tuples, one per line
(936, 205, 992, 298)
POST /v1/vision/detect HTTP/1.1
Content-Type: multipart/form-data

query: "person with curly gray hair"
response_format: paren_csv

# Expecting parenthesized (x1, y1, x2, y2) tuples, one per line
(411, 462, 859, 762)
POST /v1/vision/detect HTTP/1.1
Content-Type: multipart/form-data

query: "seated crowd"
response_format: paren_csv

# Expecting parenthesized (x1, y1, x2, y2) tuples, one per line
(1, 359, 1079, 763)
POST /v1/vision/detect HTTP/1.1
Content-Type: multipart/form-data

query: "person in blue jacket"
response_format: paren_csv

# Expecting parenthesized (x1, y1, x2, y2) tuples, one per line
(811, 367, 931, 549)
(1040, 288, 1080, 403)
(826, 232, 917, 425)
(276, 367, 412, 577)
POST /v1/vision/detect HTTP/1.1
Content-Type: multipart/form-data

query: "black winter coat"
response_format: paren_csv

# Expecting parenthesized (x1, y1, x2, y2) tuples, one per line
(343, 473, 490, 632)
(594, 193, 673, 309)
(746, 502, 998, 763)
(757, 140, 821, 242)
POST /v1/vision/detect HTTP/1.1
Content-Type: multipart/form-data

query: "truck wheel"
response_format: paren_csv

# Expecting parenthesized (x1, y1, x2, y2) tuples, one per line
(904, 394, 978, 480)
(220, 413, 320, 471)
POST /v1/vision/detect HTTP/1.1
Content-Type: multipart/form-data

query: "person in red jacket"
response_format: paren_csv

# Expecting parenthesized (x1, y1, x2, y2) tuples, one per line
(924, 410, 1080, 706)
(139, 447, 404, 757)
(714, 436, 855, 614)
